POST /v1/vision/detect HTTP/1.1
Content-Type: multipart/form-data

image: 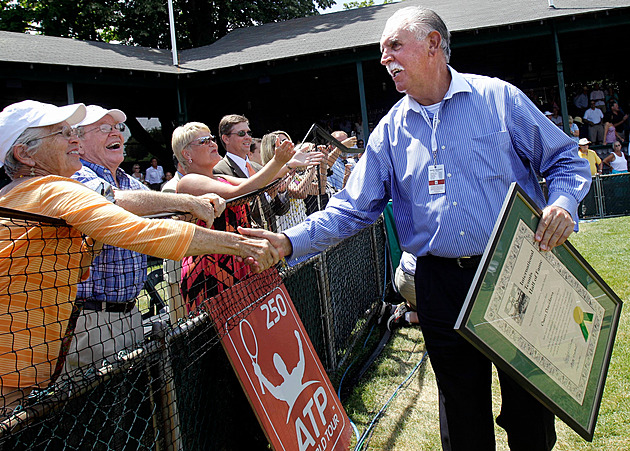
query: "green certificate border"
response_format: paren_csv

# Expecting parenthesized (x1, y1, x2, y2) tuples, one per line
(454, 182, 622, 441)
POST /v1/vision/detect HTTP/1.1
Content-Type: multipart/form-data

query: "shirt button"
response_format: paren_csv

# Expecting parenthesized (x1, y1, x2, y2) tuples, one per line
(447, 173, 452, 178)
(453, 201, 457, 206)
(441, 145, 446, 150)
(460, 231, 465, 236)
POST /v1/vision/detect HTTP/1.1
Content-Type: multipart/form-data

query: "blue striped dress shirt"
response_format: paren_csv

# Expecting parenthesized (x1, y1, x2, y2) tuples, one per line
(72, 160, 150, 302)
(285, 67, 591, 263)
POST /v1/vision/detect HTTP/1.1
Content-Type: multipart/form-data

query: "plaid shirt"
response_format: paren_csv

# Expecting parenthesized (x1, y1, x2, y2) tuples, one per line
(72, 160, 149, 303)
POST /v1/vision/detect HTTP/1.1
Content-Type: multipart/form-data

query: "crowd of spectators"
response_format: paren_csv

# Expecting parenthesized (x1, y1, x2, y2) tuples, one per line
(0, 100, 361, 410)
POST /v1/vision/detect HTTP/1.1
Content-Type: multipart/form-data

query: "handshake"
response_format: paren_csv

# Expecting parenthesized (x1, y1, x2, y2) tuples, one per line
(234, 227, 293, 273)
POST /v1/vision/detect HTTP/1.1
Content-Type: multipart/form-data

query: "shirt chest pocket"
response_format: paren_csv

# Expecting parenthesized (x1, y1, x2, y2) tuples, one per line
(469, 130, 514, 181)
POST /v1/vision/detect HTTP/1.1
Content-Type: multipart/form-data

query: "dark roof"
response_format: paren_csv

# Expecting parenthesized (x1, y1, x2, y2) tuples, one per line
(0, 29, 180, 73)
(179, 0, 630, 71)
(1, 0, 629, 74)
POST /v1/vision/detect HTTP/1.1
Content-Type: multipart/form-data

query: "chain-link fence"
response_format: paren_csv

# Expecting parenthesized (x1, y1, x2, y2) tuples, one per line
(577, 173, 630, 219)
(0, 130, 386, 450)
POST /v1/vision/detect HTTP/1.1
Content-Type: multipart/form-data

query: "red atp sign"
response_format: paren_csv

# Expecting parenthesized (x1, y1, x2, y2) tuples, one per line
(208, 270, 352, 451)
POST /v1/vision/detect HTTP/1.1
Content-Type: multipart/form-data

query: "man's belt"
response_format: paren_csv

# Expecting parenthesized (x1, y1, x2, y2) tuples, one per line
(423, 254, 483, 270)
(455, 255, 483, 269)
(80, 300, 136, 314)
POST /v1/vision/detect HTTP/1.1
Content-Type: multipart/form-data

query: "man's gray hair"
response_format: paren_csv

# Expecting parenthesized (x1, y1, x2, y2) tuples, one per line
(387, 7, 451, 63)
(4, 127, 46, 180)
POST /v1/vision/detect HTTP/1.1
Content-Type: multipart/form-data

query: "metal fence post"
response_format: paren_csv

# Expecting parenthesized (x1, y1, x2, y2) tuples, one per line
(315, 253, 337, 371)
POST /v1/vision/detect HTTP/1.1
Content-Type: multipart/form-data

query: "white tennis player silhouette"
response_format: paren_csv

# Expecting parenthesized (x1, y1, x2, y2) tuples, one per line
(251, 329, 319, 422)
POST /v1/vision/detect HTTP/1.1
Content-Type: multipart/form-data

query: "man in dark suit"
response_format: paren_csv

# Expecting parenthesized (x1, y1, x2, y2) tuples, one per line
(214, 114, 290, 232)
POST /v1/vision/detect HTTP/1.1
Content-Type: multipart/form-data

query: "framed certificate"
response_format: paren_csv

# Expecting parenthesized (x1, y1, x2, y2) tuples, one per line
(454, 182, 622, 441)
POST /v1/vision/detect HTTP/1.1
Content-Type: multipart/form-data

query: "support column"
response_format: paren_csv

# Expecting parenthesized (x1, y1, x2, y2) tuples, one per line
(176, 80, 188, 125)
(66, 82, 75, 104)
(552, 23, 570, 136)
(356, 61, 370, 142)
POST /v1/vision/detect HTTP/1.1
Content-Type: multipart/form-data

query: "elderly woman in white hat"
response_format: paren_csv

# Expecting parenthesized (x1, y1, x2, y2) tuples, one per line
(0, 101, 280, 409)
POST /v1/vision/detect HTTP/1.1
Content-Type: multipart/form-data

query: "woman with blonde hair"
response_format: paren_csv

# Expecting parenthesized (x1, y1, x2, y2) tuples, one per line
(261, 131, 323, 230)
(172, 122, 319, 309)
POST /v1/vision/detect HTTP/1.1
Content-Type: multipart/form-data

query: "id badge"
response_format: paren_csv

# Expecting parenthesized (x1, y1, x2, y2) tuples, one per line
(428, 164, 445, 194)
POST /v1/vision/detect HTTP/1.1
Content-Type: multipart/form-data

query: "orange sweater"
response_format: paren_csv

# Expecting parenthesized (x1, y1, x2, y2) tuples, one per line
(0, 176, 195, 389)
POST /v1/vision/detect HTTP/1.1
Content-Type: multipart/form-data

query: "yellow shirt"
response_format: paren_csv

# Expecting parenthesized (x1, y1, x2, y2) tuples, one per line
(0, 176, 195, 389)
(578, 149, 601, 176)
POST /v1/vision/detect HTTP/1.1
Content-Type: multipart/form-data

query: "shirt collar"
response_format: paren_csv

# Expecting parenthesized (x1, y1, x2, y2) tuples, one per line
(405, 65, 472, 113)
(80, 159, 127, 183)
(226, 152, 250, 175)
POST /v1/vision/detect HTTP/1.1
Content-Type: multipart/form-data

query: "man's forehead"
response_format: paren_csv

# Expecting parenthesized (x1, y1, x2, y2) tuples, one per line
(85, 113, 117, 127)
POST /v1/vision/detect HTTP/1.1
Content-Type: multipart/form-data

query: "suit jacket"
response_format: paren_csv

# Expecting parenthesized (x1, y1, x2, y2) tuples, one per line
(213, 155, 290, 232)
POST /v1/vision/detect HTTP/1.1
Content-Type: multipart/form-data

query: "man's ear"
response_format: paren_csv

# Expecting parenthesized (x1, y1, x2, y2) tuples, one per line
(12, 144, 35, 167)
(426, 30, 442, 56)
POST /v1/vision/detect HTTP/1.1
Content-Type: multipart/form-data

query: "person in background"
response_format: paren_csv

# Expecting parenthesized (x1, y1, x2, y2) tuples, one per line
(602, 141, 628, 174)
(568, 116, 580, 142)
(249, 138, 263, 166)
(573, 86, 589, 115)
(605, 86, 619, 112)
(131, 163, 144, 184)
(214, 114, 291, 231)
(584, 100, 605, 144)
(610, 101, 628, 143)
(145, 157, 165, 190)
(549, 106, 563, 128)
(384, 252, 420, 331)
(603, 113, 624, 145)
(590, 83, 606, 113)
(577, 138, 602, 176)
(260, 133, 322, 230)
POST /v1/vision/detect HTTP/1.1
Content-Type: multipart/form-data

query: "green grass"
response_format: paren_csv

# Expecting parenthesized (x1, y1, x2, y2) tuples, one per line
(342, 216, 630, 450)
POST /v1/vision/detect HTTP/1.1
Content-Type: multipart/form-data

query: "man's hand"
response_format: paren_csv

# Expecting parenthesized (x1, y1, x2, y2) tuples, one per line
(340, 136, 357, 148)
(274, 136, 296, 165)
(287, 146, 325, 169)
(185, 193, 226, 227)
(238, 227, 293, 259)
(236, 233, 282, 273)
(535, 205, 575, 251)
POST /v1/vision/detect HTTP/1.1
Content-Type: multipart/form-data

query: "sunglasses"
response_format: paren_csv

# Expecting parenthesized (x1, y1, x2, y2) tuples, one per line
(81, 123, 126, 135)
(227, 130, 253, 137)
(189, 135, 216, 146)
(28, 125, 83, 144)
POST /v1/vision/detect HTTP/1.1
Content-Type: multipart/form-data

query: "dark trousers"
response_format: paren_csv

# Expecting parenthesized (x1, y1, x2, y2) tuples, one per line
(415, 255, 556, 451)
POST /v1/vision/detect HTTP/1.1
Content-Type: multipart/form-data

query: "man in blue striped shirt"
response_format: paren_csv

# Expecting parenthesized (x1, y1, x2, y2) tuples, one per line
(243, 7, 590, 450)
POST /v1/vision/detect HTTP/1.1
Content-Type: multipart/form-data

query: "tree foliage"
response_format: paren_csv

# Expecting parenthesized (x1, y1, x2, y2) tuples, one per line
(343, 0, 392, 11)
(0, 0, 336, 49)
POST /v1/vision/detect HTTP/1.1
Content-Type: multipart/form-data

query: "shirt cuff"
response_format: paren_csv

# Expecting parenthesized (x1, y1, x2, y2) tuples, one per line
(547, 192, 579, 230)
(283, 223, 313, 265)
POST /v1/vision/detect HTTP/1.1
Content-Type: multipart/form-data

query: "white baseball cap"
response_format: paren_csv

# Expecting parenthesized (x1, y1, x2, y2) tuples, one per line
(0, 100, 86, 167)
(77, 105, 126, 127)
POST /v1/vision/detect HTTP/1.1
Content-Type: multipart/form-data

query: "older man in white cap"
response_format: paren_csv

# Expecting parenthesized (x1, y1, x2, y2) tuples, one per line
(66, 105, 227, 374)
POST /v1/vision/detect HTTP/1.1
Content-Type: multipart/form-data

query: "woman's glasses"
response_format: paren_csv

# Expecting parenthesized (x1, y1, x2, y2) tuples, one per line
(29, 125, 83, 143)
(189, 135, 216, 146)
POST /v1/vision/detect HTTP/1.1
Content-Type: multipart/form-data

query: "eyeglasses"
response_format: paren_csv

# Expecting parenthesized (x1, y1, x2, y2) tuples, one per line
(189, 135, 216, 146)
(28, 125, 83, 144)
(227, 130, 253, 137)
(614, 144, 622, 147)
(81, 123, 126, 135)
